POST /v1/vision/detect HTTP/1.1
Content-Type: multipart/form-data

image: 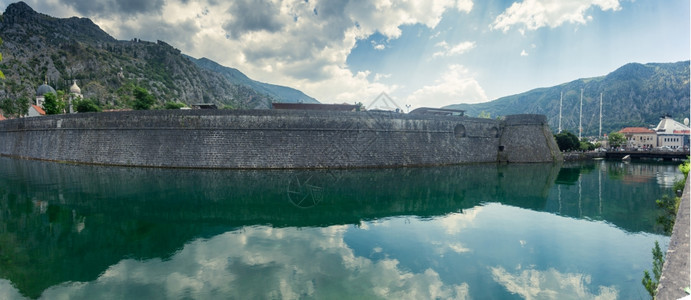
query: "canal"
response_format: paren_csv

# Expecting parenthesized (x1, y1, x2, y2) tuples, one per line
(0, 157, 681, 299)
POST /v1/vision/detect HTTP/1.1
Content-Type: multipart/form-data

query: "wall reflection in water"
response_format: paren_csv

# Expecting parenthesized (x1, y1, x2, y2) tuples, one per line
(0, 157, 677, 299)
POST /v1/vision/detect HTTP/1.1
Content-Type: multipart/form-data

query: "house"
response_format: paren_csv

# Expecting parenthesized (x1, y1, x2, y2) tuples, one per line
(654, 116, 689, 150)
(619, 127, 656, 149)
(27, 105, 46, 117)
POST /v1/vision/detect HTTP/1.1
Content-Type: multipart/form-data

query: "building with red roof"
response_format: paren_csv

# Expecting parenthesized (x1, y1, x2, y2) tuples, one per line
(27, 105, 46, 117)
(619, 127, 656, 149)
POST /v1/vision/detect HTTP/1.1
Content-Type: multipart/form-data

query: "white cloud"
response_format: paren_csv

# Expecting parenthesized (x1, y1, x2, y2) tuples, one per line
(520, 49, 529, 56)
(433, 41, 476, 57)
(67, 0, 474, 103)
(374, 73, 392, 82)
(405, 64, 488, 108)
(11, 0, 480, 103)
(491, 0, 622, 33)
(29, 226, 471, 299)
(438, 206, 483, 235)
(490, 266, 619, 300)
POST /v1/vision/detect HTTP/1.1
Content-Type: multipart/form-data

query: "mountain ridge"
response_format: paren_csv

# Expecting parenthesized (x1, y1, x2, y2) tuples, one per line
(0, 1, 317, 110)
(445, 61, 690, 135)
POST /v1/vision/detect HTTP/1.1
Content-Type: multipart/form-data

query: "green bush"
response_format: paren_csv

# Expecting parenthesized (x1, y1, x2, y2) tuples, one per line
(642, 241, 664, 299)
(133, 86, 155, 110)
(679, 157, 689, 179)
(75, 98, 101, 113)
(554, 131, 579, 151)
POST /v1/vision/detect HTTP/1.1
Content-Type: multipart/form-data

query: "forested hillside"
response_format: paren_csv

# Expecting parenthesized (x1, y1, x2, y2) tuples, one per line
(0, 2, 316, 112)
(445, 61, 690, 135)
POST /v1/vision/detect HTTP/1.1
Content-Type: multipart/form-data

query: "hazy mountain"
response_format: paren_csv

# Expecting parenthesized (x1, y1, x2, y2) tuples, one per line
(445, 61, 690, 135)
(186, 56, 318, 104)
(0, 1, 317, 110)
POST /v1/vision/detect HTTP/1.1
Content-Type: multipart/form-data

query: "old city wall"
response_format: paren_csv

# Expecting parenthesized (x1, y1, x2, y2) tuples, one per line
(0, 110, 561, 168)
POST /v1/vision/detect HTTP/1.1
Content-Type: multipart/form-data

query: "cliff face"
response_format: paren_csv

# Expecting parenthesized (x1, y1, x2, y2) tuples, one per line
(0, 2, 315, 109)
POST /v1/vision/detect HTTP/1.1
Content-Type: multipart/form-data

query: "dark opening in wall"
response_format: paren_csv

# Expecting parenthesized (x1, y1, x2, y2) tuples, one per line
(490, 127, 499, 138)
(499, 145, 505, 151)
(454, 124, 466, 138)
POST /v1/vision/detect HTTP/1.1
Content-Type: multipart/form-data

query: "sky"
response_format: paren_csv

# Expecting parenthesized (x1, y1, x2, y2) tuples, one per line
(1, 0, 688, 110)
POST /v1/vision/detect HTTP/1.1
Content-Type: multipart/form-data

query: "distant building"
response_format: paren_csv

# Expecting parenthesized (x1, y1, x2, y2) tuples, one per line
(654, 116, 689, 149)
(27, 105, 46, 117)
(272, 103, 359, 111)
(68, 80, 82, 113)
(619, 127, 656, 149)
(35, 81, 56, 108)
(409, 107, 465, 116)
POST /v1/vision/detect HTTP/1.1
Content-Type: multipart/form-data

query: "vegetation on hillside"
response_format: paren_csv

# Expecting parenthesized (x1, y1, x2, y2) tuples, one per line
(0, 2, 314, 113)
(446, 62, 690, 135)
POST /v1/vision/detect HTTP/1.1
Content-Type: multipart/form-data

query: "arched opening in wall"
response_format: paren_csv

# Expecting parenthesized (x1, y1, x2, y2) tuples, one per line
(454, 124, 466, 138)
(490, 127, 499, 138)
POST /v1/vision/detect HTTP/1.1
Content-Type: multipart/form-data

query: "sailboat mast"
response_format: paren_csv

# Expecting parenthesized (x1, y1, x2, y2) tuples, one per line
(579, 89, 583, 139)
(599, 93, 603, 138)
(558, 92, 563, 133)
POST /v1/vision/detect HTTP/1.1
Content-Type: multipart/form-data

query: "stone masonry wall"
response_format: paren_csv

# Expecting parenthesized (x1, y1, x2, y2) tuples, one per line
(0, 110, 561, 168)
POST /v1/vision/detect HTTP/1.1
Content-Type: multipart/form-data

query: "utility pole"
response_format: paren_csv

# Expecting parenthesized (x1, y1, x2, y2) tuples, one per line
(558, 92, 563, 133)
(579, 88, 583, 139)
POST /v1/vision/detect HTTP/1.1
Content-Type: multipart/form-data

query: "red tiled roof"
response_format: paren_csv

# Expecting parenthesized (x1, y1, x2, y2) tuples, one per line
(32, 105, 46, 115)
(673, 130, 690, 134)
(0, 114, 6, 121)
(619, 127, 655, 134)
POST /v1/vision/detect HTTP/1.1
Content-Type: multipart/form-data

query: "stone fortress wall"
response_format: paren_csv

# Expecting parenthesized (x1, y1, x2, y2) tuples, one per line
(0, 109, 562, 168)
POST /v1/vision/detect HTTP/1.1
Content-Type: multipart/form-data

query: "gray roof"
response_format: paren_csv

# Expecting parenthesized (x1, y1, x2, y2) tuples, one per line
(36, 83, 56, 97)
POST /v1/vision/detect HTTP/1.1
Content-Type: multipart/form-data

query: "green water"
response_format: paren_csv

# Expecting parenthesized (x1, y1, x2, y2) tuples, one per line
(0, 157, 679, 299)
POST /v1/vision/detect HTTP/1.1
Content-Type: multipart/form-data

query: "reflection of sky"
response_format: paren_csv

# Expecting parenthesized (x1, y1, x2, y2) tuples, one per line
(2, 204, 666, 299)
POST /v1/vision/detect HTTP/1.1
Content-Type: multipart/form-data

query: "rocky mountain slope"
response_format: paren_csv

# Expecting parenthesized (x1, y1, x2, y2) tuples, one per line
(0, 1, 316, 109)
(445, 61, 690, 135)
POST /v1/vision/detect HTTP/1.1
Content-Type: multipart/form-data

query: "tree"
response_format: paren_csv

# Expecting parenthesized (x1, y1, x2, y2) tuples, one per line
(0, 98, 16, 117)
(608, 132, 626, 149)
(0, 37, 5, 80)
(16, 97, 30, 117)
(75, 98, 101, 113)
(579, 138, 596, 151)
(554, 131, 580, 151)
(43, 92, 64, 115)
(0, 97, 30, 118)
(642, 241, 664, 298)
(133, 86, 155, 110)
(478, 111, 491, 118)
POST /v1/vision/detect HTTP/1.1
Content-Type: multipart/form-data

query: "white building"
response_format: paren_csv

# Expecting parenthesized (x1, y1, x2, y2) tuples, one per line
(654, 116, 690, 150)
(68, 80, 82, 113)
(619, 127, 656, 149)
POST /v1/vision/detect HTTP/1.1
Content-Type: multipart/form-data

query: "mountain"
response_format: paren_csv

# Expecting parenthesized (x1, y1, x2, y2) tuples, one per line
(0, 1, 317, 110)
(445, 61, 690, 136)
(186, 56, 318, 104)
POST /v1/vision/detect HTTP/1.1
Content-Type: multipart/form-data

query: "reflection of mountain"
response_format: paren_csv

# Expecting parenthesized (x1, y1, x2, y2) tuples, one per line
(545, 161, 672, 233)
(0, 157, 671, 298)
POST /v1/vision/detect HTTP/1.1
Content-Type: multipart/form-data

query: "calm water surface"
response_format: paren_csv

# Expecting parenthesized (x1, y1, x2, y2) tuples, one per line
(0, 157, 680, 299)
